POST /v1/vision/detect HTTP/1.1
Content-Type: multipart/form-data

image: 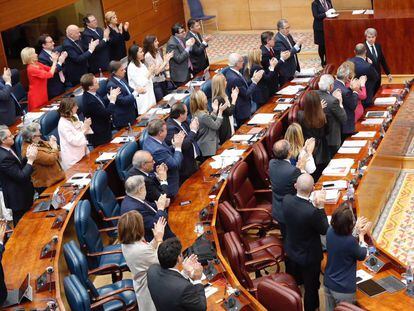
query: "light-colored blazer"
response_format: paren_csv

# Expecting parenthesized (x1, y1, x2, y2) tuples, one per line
(194, 110, 223, 157)
(57, 115, 89, 170)
(127, 61, 156, 114)
(122, 239, 159, 311)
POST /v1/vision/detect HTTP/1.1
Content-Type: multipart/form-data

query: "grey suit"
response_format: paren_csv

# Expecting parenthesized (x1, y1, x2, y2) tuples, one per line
(166, 35, 191, 84)
(317, 90, 347, 151)
(194, 111, 223, 157)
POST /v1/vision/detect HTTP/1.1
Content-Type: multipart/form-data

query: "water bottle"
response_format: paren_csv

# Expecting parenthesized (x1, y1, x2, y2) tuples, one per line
(99, 68, 103, 79)
(346, 183, 355, 202)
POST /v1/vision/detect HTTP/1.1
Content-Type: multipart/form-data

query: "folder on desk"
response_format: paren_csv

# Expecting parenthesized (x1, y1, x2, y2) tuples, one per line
(374, 97, 397, 105)
(248, 113, 275, 125)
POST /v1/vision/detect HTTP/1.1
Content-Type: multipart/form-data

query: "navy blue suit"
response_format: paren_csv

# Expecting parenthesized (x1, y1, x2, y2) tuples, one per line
(333, 80, 358, 135)
(38, 49, 65, 99)
(62, 37, 92, 85)
(81, 27, 110, 74)
(348, 56, 379, 108)
(106, 76, 137, 128)
(82, 91, 113, 146)
(0, 80, 17, 126)
(142, 136, 183, 197)
(0, 243, 6, 306)
(224, 68, 257, 126)
(120, 195, 175, 241)
(274, 32, 301, 86)
(127, 167, 168, 203)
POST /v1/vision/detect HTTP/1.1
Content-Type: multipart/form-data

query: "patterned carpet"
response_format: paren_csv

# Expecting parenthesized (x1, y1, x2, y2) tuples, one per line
(373, 171, 414, 265)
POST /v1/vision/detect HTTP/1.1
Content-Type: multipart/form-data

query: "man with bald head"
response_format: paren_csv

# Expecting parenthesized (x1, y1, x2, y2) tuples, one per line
(63, 25, 99, 85)
(282, 173, 329, 311)
(348, 43, 379, 108)
(127, 150, 169, 203)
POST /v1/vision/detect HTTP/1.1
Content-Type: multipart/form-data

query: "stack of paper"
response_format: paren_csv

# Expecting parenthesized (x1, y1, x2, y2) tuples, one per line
(338, 147, 361, 154)
(111, 136, 135, 144)
(276, 85, 305, 95)
(220, 149, 245, 157)
(364, 9, 374, 14)
(24, 112, 44, 122)
(146, 107, 171, 115)
(374, 97, 397, 105)
(361, 118, 384, 125)
(325, 189, 340, 204)
(381, 88, 403, 95)
(185, 80, 206, 87)
(352, 131, 376, 138)
(163, 93, 189, 101)
(95, 152, 116, 163)
(342, 140, 367, 148)
(276, 98, 293, 103)
(296, 68, 316, 77)
(248, 113, 275, 125)
(322, 180, 348, 190)
(291, 77, 312, 83)
(322, 158, 354, 176)
(352, 10, 366, 15)
(210, 149, 245, 169)
(274, 103, 292, 111)
(365, 111, 388, 118)
(357, 269, 373, 284)
(230, 134, 253, 142)
(67, 173, 91, 187)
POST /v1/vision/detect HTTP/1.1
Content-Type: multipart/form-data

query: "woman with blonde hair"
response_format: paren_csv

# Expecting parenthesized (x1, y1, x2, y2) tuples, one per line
(342, 60, 367, 122)
(21, 47, 66, 110)
(284, 122, 316, 174)
(243, 48, 278, 111)
(190, 90, 228, 160)
(211, 73, 239, 144)
(104, 11, 130, 61)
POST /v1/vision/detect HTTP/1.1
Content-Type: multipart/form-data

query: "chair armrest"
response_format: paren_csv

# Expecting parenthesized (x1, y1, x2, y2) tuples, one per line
(236, 207, 272, 218)
(87, 250, 122, 257)
(91, 296, 126, 310)
(245, 255, 277, 267)
(88, 264, 123, 276)
(254, 189, 272, 194)
(99, 226, 118, 233)
(241, 223, 265, 231)
(96, 287, 135, 301)
(245, 242, 283, 255)
(115, 196, 125, 202)
(103, 215, 120, 222)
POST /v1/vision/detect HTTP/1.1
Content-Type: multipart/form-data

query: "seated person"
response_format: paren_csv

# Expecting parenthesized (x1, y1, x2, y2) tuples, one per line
(127, 150, 169, 203)
(120, 175, 175, 241)
(147, 237, 207, 311)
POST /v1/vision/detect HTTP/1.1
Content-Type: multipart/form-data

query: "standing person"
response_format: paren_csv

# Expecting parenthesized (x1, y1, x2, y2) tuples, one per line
(57, 98, 92, 170)
(127, 44, 156, 114)
(274, 19, 304, 86)
(186, 19, 212, 75)
(37, 34, 67, 99)
(81, 14, 111, 74)
(282, 173, 329, 311)
(105, 11, 130, 61)
(166, 23, 195, 87)
(324, 203, 371, 310)
(311, 0, 334, 66)
(342, 61, 367, 123)
(0, 125, 38, 226)
(119, 211, 166, 311)
(143, 35, 174, 102)
(0, 68, 17, 126)
(21, 47, 65, 110)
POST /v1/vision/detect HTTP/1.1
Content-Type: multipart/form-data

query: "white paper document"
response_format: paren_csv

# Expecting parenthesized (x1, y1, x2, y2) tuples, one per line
(338, 147, 361, 154)
(365, 111, 388, 118)
(230, 134, 253, 142)
(248, 113, 275, 125)
(352, 10, 366, 15)
(364, 9, 374, 15)
(40, 106, 59, 112)
(322, 158, 354, 176)
(220, 149, 245, 157)
(95, 152, 116, 162)
(357, 269, 373, 284)
(67, 173, 91, 187)
(352, 131, 376, 138)
(342, 140, 367, 148)
(146, 107, 171, 115)
(25, 112, 44, 122)
(163, 93, 189, 101)
(296, 68, 316, 77)
(374, 97, 397, 105)
(185, 80, 206, 87)
(322, 180, 348, 190)
(291, 77, 312, 83)
(276, 85, 305, 95)
(361, 118, 384, 125)
(111, 136, 135, 144)
(274, 103, 293, 111)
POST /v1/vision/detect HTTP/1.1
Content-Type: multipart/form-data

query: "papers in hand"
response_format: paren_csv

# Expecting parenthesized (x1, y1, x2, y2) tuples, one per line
(276, 85, 305, 95)
(342, 140, 367, 148)
(338, 147, 361, 154)
(230, 134, 253, 142)
(352, 131, 376, 138)
(322, 158, 354, 176)
(361, 118, 384, 125)
(274, 103, 292, 111)
(111, 136, 135, 144)
(248, 113, 275, 125)
(163, 93, 188, 101)
(95, 152, 116, 163)
(374, 97, 397, 105)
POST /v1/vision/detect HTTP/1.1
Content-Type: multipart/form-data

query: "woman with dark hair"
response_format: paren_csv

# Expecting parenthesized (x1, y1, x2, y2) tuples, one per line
(143, 35, 174, 102)
(324, 203, 371, 310)
(127, 44, 156, 114)
(104, 11, 130, 61)
(297, 90, 329, 179)
(119, 210, 166, 311)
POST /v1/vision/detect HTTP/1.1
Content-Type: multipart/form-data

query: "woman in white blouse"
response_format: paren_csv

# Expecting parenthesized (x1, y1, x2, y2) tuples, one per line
(127, 44, 156, 114)
(119, 210, 166, 311)
(57, 98, 92, 170)
(143, 35, 173, 102)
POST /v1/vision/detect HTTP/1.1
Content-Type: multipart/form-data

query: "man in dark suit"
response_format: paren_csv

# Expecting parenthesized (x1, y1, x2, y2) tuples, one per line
(311, 0, 334, 66)
(81, 14, 111, 74)
(224, 53, 263, 127)
(63, 25, 99, 86)
(186, 19, 211, 75)
(37, 34, 67, 99)
(165, 102, 199, 184)
(333, 64, 359, 141)
(0, 126, 38, 226)
(317, 74, 347, 158)
(274, 19, 303, 86)
(0, 221, 7, 306)
(166, 23, 195, 87)
(349, 43, 379, 108)
(127, 150, 169, 203)
(269, 139, 305, 238)
(0, 68, 17, 126)
(142, 119, 184, 197)
(282, 173, 329, 311)
(120, 175, 175, 241)
(106, 61, 145, 129)
(80, 74, 120, 146)
(364, 27, 392, 94)
(147, 237, 207, 311)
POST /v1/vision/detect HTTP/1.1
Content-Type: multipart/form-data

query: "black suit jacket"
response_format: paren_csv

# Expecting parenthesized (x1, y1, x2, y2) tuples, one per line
(165, 118, 198, 183)
(0, 81, 17, 126)
(282, 194, 329, 266)
(0, 243, 7, 306)
(364, 42, 390, 76)
(38, 49, 65, 99)
(274, 32, 301, 79)
(333, 80, 358, 135)
(186, 31, 209, 75)
(108, 26, 130, 61)
(126, 167, 168, 203)
(147, 264, 207, 311)
(82, 92, 113, 146)
(81, 27, 110, 74)
(269, 159, 301, 223)
(62, 37, 92, 85)
(311, 0, 333, 44)
(349, 56, 379, 108)
(0, 147, 34, 212)
(260, 45, 281, 94)
(244, 63, 277, 107)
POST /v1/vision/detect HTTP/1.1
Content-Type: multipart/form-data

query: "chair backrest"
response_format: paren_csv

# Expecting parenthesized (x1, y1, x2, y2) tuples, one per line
(334, 302, 365, 311)
(11, 82, 27, 102)
(39, 110, 60, 143)
(201, 79, 212, 111)
(89, 170, 120, 229)
(218, 201, 242, 235)
(97, 78, 108, 97)
(63, 275, 91, 311)
(183, 95, 192, 122)
(223, 231, 254, 289)
(288, 103, 300, 125)
(115, 141, 138, 181)
(323, 64, 335, 75)
(74, 200, 104, 269)
(139, 128, 148, 149)
(14, 133, 24, 159)
(257, 279, 303, 311)
(264, 121, 283, 158)
(309, 75, 321, 90)
(251, 141, 270, 186)
(187, 0, 206, 18)
(73, 95, 85, 121)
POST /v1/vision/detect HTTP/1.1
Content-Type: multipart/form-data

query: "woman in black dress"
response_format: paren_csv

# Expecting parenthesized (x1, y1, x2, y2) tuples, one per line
(311, 0, 334, 66)
(105, 11, 131, 61)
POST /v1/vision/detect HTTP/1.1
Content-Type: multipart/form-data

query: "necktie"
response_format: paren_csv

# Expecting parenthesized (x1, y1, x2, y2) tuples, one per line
(73, 40, 84, 52)
(269, 48, 275, 58)
(92, 93, 105, 107)
(321, 0, 329, 11)
(178, 121, 200, 158)
(139, 199, 157, 214)
(177, 37, 193, 70)
(370, 45, 377, 60)
(49, 54, 65, 83)
(9, 149, 21, 163)
(118, 79, 132, 95)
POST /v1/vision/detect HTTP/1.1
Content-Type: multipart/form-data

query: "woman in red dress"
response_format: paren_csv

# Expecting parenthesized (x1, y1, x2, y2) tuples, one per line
(20, 47, 64, 111)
